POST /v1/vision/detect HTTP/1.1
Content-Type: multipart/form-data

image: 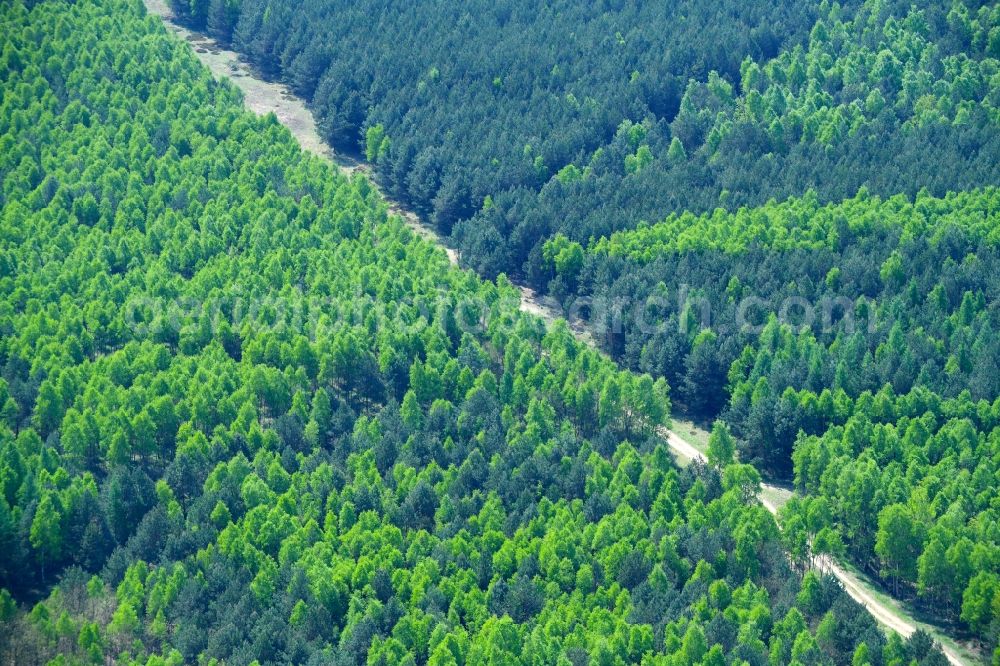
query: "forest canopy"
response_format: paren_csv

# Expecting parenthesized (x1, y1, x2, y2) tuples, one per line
(164, 0, 1000, 652)
(0, 0, 945, 664)
(169, 0, 999, 283)
(2, 0, 998, 660)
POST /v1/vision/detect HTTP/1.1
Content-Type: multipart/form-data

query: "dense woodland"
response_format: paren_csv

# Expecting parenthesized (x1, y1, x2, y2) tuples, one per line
(569, 189, 1000, 649)
(161, 0, 1000, 656)
(464, 0, 1000, 281)
(788, 388, 1000, 637)
(169, 0, 998, 281)
(169, 0, 852, 235)
(0, 0, 955, 664)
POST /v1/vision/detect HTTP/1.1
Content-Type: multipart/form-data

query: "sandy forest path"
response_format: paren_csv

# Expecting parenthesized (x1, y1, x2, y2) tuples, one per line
(141, 3, 972, 663)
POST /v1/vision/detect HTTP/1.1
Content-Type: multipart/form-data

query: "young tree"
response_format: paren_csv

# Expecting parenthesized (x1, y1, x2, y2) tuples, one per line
(960, 572, 998, 636)
(30, 493, 63, 581)
(875, 503, 924, 594)
(917, 537, 952, 612)
(707, 421, 736, 467)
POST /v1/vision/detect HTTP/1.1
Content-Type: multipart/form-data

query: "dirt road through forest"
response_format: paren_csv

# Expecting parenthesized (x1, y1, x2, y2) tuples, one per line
(141, 4, 972, 663)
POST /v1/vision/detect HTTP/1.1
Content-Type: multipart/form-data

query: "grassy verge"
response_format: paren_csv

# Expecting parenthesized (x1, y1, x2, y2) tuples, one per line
(671, 416, 711, 457)
(759, 485, 794, 513)
(836, 560, 983, 664)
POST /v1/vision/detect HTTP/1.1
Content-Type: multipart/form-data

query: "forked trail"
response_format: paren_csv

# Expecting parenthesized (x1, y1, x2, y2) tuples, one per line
(141, 3, 971, 663)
